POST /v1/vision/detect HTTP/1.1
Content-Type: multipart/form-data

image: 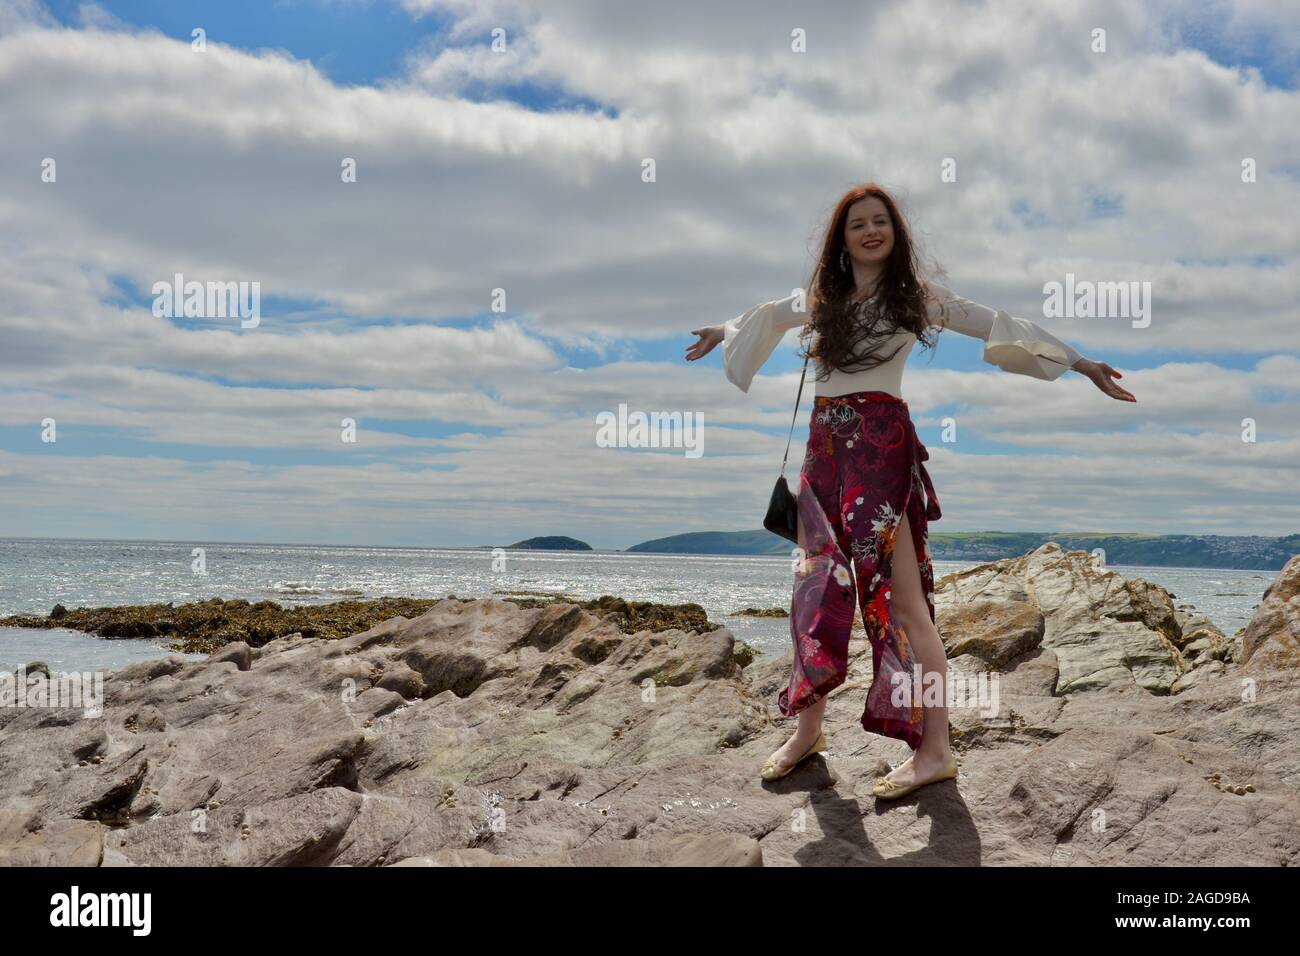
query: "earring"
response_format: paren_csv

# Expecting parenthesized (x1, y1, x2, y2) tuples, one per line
(839, 249, 849, 272)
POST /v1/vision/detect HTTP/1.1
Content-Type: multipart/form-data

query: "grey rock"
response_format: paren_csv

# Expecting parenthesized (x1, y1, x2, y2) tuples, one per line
(935, 544, 1232, 694)
(1, 552, 1297, 866)
(208, 642, 252, 672)
(1241, 555, 1300, 668)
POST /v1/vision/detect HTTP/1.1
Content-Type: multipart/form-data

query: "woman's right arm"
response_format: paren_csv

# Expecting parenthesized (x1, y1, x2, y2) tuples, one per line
(718, 293, 809, 393)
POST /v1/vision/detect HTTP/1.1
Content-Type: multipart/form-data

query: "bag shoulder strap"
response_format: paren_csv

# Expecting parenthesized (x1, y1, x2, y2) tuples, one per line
(780, 354, 810, 476)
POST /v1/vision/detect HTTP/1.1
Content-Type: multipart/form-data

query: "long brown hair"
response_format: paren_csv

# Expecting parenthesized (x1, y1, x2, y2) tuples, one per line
(799, 183, 941, 380)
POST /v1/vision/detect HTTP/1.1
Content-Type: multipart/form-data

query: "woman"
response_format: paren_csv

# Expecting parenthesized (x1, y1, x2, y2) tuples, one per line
(685, 183, 1135, 799)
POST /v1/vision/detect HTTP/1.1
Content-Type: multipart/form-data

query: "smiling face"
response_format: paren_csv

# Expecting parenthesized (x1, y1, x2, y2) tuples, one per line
(843, 195, 895, 269)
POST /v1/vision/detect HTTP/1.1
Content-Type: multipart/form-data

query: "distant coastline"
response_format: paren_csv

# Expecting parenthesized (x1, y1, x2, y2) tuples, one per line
(624, 530, 1300, 570)
(450, 528, 1299, 570)
(1, 532, 1294, 571)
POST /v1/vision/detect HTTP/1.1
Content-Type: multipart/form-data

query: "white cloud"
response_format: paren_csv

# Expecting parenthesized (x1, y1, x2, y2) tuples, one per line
(0, 0, 1296, 545)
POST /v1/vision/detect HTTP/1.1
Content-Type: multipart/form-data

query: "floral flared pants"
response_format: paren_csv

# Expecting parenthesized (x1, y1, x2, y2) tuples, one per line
(777, 390, 943, 750)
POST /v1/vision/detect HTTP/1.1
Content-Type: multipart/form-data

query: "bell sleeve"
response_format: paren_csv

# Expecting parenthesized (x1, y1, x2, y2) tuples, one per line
(721, 293, 809, 393)
(925, 282, 1084, 381)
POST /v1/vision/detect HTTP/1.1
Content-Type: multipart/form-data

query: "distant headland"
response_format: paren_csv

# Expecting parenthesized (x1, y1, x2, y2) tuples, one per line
(624, 530, 1299, 570)
(483, 536, 594, 552)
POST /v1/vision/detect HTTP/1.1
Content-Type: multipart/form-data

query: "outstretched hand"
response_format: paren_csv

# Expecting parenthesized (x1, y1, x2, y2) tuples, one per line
(685, 325, 724, 361)
(1074, 358, 1136, 402)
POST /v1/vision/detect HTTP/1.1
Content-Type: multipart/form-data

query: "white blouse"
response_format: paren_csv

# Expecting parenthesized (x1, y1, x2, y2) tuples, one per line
(721, 281, 1085, 398)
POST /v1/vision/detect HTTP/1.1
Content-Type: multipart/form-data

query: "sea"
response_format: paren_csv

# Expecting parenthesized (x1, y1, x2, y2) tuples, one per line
(0, 537, 1278, 673)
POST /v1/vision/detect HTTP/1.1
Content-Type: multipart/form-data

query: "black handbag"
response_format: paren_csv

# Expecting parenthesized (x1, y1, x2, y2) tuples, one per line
(762, 355, 810, 543)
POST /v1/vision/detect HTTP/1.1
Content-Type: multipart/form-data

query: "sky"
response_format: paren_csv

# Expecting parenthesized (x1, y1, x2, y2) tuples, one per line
(0, 0, 1297, 549)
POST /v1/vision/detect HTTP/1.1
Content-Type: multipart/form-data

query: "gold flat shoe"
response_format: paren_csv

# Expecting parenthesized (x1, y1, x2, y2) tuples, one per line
(760, 730, 828, 781)
(872, 757, 959, 800)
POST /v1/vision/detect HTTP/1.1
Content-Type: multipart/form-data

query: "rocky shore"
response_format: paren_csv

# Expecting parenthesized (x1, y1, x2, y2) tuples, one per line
(1, 544, 1297, 866)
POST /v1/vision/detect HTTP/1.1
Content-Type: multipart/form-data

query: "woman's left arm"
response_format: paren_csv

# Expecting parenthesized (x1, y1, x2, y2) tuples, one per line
(925, 282, 1136, 402)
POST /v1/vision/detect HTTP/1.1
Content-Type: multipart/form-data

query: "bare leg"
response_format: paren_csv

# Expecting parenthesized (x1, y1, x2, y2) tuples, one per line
(765, 695, 828, 770)
(881, 515, 956, 787)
